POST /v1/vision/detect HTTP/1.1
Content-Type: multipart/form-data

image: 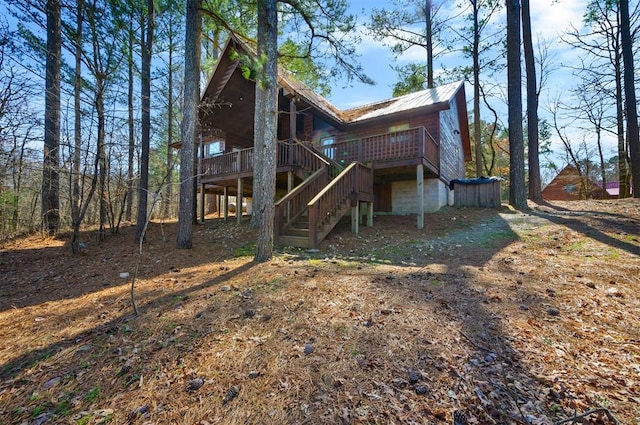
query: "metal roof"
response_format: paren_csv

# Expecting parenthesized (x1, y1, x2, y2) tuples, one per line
(342, 81, 464, 123)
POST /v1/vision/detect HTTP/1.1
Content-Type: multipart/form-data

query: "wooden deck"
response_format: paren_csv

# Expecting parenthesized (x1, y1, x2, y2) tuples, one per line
(198, 126, 439, 185)
(317, 126, 439, 174)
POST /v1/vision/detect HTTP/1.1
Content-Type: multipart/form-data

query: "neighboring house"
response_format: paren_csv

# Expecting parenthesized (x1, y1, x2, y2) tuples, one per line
(193, 35, 472, 247)
(601, 181, 621, 198)
(592, 181, 632, 198)
(542, 166, 613, 200)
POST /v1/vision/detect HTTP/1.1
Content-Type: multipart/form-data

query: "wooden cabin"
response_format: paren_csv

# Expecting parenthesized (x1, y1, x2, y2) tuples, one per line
(194, 35, 472, 248)
(542, 166, 611, 201)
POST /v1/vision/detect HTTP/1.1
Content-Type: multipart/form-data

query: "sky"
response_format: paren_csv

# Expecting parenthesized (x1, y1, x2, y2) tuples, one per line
(1, 0, 617, 172)
(326, 0, 586, 109)
(322, 0, 624, 171)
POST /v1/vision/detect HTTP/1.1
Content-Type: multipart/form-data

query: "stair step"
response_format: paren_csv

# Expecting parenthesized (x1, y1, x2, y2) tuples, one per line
(284, 228, 309, 237)
(278, 235, 312, 248)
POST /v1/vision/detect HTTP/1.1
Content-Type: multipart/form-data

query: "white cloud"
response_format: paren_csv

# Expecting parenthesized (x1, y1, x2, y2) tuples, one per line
(396, 44, 428, 63)
(530, 0, 585, 42)
(351, 23, 396, 56)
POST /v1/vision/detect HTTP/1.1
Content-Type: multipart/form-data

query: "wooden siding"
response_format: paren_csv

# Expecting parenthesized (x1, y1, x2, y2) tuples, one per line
(279, 111, 291, 140)
(300, 111, 313, 139)
(453, 181, 501, 208)
(438, 99, 465, 183)
(542, 166, 599, 201)
(409, 115, 440, 146)
(374, 183, 392, 212)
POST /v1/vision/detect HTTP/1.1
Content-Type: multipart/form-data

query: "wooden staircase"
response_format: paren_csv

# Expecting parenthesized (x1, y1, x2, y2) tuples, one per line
(275, 142, 374, 248)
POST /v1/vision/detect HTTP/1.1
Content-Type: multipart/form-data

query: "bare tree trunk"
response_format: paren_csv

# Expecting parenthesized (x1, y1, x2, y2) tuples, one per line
(596, 127, 607, 198)
(425, 0, 433, 88)
(68, 0, 101, 251)
(136, 0, 154, 243)
(615, 51, 631, 198)
(479, 83, 499, 176)
(506, 0, 526, 209)
(522, 0, 541, 202)
(254, 0, 278, 262)
(192, 132, 198, 224)
(71, 0, 84, 253)
(177, 0, 201, 249)
(126, 11, 135, 222)
(97, 85, 107, 241)
(249, 85, 265, 229)
(42, 0, 61, 234)
(164, 12, 175, 219)
(250, 18, 267, 230)
(620, 0, 640, 198)
(472, 1, 482, 177)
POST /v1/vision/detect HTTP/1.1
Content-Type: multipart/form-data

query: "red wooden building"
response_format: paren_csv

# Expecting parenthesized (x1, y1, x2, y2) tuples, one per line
(542, 166, 624, 201)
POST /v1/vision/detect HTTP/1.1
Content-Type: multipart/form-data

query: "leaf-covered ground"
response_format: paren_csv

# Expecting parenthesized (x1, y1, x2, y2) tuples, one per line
(0, 199, 638, 424)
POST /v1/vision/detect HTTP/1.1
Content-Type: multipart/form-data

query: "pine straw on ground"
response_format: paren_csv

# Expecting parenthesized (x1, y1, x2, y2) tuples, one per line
(0, 199, 638, 424)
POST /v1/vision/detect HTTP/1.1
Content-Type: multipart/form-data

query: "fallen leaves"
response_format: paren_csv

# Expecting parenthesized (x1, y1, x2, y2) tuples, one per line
(0, 200, 639, 423)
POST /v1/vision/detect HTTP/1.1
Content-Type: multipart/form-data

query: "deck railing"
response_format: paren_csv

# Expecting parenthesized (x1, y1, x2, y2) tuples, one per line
(200, 142, 294, 178)
(317, 126, 439, 170)
(199, 126, 439, 180)
(201, 146, 253, 177)
(287, 141, 336, 176)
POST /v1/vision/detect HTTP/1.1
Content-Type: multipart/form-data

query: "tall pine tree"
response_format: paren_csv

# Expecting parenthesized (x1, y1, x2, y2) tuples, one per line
(176, 0, 201, 249)
(506, 0, 526, 209)
(42, 0, 61, 234)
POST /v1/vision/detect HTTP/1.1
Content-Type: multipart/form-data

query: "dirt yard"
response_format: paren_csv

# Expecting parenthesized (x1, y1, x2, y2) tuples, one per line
(0, 199, 638, 424)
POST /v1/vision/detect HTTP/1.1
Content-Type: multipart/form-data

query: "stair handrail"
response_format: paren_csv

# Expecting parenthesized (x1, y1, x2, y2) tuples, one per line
(275, 166, 328, 209)
(274, 139, 342, 243)
(307, 161, 373, 247)
(274, 166, 329, 239)
(293, 139, 343, 177)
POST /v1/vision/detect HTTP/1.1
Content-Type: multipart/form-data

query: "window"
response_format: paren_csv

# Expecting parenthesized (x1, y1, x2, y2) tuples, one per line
(564, 184, 577, 193)
(321, 136, 335, 159)
(205, 140, 224, 157)
(388, 122, 410, 143)
(389, 122, 410, 133)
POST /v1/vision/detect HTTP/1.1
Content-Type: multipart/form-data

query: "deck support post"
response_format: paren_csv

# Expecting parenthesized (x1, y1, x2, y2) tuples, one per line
(366, 202, 374, 227)
(223, 186, 229, 221)
(287, 171, 294, 192)
(199, 140, 205, 223)
(287, 171, 294, 221)
(289, 98, 297, 141)
(199, 184, 205, 223)
(237, 178, 243, 225)
(417, 164, 424, 229)
(351, 201, 359, 234)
